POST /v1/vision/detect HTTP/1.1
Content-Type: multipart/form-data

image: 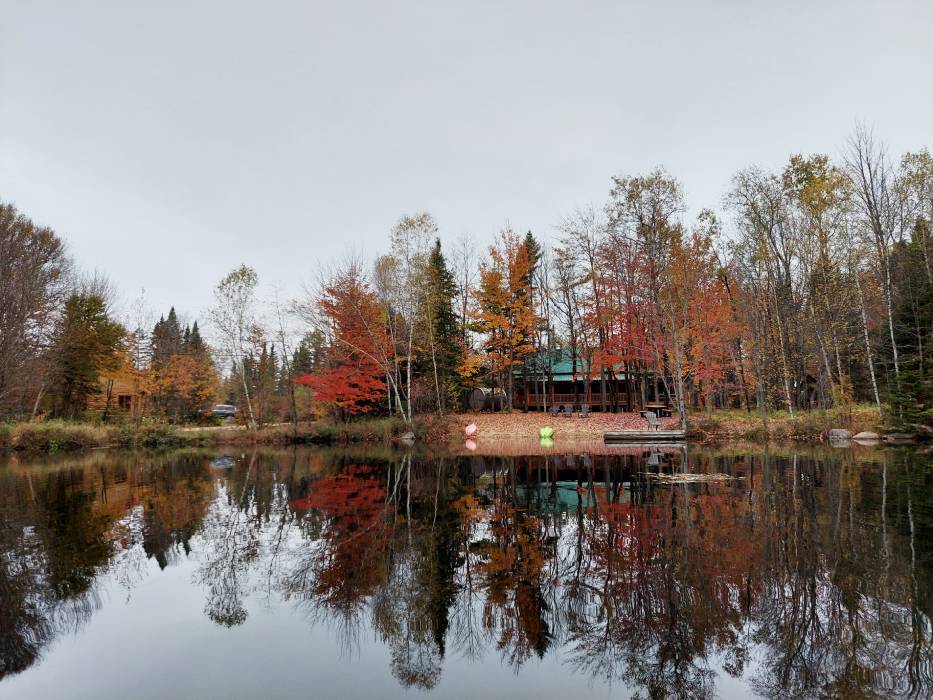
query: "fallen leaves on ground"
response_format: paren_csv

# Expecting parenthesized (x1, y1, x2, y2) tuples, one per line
(450, 411, 678, 439)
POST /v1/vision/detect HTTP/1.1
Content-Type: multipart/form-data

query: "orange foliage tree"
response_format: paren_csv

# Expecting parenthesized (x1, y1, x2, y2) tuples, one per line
(469, 229, 538, 408)
(152, 351, 218, 421)
(656, 215, 744, 427)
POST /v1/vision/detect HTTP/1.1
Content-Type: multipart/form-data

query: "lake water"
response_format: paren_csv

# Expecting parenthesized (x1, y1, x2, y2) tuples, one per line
(0, 444, 930, 699)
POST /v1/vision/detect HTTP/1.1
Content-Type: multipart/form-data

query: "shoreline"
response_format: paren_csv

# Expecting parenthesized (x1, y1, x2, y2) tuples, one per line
(0, 404, 913, 457)
(0, 416, 451, 455)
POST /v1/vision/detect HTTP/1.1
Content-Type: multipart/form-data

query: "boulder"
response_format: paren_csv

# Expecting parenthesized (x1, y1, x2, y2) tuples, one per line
(399, 431, 416, 445)
(852, 431, 880, 441)
(828, 428, 852, 440)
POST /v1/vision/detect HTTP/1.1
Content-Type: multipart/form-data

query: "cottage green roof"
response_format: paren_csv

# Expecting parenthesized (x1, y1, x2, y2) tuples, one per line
(518, 348, 627, 381)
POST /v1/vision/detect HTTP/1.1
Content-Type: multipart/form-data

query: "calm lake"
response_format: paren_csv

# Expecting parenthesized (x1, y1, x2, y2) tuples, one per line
(0, 444, 930, 699)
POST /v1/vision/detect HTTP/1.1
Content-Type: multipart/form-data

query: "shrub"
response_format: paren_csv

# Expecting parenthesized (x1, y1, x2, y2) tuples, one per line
(113, 423, 184, 448)
(688, 417, 723, 437)
(741, 425, 770, 442)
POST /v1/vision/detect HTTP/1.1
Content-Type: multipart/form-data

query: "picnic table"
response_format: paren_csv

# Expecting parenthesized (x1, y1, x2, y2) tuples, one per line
(641, 402, 672, 418)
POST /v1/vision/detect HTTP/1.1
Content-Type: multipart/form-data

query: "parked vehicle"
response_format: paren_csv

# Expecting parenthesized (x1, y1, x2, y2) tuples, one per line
(212, 404, 237, 418)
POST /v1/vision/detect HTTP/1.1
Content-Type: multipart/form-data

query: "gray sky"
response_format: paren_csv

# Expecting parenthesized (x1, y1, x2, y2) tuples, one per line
(2, 1, 931, 326)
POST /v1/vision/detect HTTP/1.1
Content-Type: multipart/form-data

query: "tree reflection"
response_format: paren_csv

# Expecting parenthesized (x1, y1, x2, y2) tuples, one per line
(0, 446, 930, 697)
(0, 451, 213, 678)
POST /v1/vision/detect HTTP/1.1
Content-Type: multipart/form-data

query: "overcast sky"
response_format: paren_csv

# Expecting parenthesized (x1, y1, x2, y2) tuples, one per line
(2, 1, 931, 328)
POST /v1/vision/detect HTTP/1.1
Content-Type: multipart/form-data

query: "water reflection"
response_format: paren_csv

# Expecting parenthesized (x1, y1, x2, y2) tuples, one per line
(0, 446, 930, 698)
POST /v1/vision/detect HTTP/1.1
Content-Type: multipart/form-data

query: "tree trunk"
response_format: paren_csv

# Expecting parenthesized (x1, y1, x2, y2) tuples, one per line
(882, 252, 900, 377)
(239, 357, 256, 427)
(31, 382, 45, 420)
(406, 324, 413, 421)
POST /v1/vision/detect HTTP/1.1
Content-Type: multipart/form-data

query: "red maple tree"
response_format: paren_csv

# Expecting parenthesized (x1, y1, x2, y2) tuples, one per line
(295, 269, 390, 416)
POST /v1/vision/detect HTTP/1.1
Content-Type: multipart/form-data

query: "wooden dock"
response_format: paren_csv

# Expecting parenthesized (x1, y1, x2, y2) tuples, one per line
(604, 430, 686, 443)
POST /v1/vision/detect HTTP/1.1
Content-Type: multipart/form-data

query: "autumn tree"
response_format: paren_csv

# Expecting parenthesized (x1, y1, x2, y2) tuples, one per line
(0, 202, 70, 419)
(48, 291, 125, 417)
(471, 228, 538, 408)
(297, 264, 393, 419)
(660, 216, 739, 427)
(146, 307, 218, 422)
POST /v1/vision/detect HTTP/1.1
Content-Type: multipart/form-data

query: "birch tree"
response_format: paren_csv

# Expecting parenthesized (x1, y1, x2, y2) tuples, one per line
(210, 265, 259, 427)
(846, 126, 905, 379)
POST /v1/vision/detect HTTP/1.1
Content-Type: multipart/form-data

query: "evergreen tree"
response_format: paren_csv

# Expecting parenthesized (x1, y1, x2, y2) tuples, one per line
(885, 233, 933, 428)
(523, 230, 542, 289)
(292, 330, 325, 375)
(50, 293, 125, 417)
(151, 307, 182, 368)
(189, 321, 204, 351)
(424, 239, 463, 411)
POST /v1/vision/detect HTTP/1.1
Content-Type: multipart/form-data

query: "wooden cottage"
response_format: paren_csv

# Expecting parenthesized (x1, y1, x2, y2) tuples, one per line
(86, 376, 145, 417)
(512, 349, 667, 413)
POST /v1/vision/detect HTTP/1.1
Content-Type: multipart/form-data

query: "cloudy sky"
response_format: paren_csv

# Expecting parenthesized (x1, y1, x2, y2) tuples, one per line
(2, 1, 931, 325)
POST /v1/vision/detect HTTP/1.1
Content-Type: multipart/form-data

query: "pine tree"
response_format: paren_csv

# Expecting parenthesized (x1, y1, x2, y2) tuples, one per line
(292, 331, 325, 375)
(151, 307, 182, 368)
(424, 239, 463, 411)
(885, 233, 933, 429)
(189, 321, 204, 351)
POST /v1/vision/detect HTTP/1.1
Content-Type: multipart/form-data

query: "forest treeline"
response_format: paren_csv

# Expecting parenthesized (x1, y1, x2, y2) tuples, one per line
(1, 127, 931, 430)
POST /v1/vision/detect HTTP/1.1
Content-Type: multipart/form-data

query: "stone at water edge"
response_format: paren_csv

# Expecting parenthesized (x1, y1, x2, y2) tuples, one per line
(399, 431, 415, 444)
(852, 431, 880, 441)
(828, 428, 852, 440)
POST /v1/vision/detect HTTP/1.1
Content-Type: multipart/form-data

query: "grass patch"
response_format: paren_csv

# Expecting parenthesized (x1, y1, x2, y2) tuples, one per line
(741, 425, 770, 442)
(687, 403, 884, 443)
(0, 413, 467, 454)
(12, 420, 114, 452)
(302, 414, 451, 445)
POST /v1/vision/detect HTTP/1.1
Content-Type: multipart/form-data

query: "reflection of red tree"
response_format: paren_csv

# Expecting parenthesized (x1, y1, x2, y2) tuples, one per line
(568, 487, 763, 688)
(300, 467, 391, 609)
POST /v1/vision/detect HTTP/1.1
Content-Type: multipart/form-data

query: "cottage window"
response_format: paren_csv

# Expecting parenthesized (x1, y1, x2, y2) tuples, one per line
(118, 395, 132, 410)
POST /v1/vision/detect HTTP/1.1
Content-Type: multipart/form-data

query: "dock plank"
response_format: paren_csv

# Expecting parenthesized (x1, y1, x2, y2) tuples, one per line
(604, 430, 686, 442)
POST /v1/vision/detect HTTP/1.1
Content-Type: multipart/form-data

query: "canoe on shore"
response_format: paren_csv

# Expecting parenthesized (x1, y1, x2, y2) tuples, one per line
(604, 430, 686, 442)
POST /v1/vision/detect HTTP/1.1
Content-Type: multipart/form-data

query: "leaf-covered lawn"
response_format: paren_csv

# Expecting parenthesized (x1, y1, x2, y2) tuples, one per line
(450, 411, 678, 439)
